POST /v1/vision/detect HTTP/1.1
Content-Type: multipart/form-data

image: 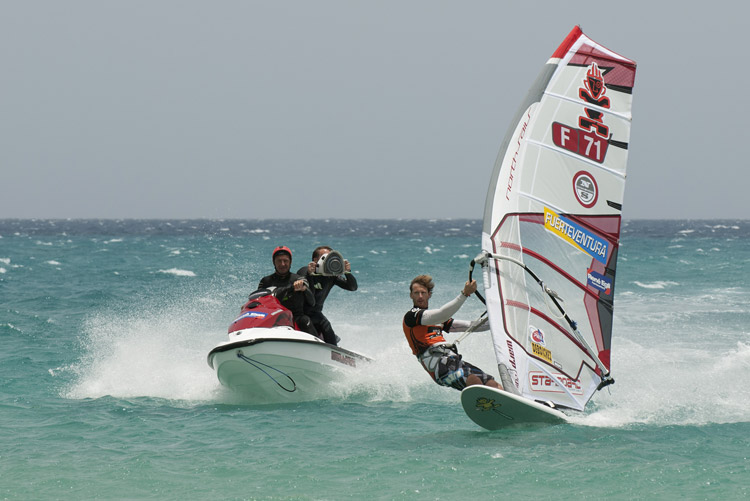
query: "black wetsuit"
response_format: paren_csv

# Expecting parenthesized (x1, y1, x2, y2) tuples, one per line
(297, 267, 357, 345)
(257, 272, 317, 336)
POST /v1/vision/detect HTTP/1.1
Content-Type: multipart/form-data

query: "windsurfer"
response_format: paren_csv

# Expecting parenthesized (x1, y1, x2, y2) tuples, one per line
(257, 246, 317, 337)
(403, 275, 502, 391)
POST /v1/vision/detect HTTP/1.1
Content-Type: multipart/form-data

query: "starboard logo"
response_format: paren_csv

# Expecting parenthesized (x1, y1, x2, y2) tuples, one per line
(579, 63, 611, 138)
(551, 62, 612, 164)
(529, 371, 584, 395)
(573, 171, 598, 208)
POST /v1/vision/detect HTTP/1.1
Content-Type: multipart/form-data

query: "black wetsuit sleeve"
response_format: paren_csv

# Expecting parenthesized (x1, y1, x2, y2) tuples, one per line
(287, 273, 315, 308)
(335, 272, 358, 291)
(303, 286, 315, 307)
(403, 308, 423, 328)
(258, 275, 271, 290)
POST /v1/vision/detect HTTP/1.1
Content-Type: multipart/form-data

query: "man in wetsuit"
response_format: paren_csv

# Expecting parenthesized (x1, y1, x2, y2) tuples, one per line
(297, 246, 357, 346)
(257, 246, 317, 337)
(403, 274, 501, 391)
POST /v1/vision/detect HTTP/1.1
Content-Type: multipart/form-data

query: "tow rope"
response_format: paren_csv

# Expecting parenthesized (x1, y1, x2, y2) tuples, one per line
(236, 350, 297, 392)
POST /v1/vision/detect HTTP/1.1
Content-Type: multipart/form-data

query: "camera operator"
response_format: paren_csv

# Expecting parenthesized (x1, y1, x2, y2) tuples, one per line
(297, 246, 358, 346)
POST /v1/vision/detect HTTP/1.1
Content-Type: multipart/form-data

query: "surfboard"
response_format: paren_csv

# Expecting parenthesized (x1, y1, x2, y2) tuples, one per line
(461, 385, 567, 430)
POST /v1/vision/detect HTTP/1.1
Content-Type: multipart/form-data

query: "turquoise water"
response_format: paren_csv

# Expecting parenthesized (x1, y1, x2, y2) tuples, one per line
(2, 219, 749, 499)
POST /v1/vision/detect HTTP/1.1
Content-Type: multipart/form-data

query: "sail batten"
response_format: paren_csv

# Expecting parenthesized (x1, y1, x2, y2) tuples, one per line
(481, 26, 636, 411)
(524, 137, 629, 178)
(543, 91, 633, 120)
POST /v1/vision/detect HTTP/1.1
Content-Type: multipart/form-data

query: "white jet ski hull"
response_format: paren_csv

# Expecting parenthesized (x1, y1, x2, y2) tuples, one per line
(207, 327, 370, 402)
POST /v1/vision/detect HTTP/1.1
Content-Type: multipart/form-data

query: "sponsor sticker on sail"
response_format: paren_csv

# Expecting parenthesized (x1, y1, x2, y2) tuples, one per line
(530, 326, 552, 363)
(587, 268, 613, 294)
(529, 371, 584, 396)
(551, 63, 613, 164)
(544, 208, 609, 264)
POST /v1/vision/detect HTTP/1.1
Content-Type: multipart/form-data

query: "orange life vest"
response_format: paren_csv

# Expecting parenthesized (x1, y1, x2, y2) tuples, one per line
(402, 307, 454, 356)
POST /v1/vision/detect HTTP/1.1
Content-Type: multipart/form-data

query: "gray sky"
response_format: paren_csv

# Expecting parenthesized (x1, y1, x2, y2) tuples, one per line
(2, 1, 747, 220)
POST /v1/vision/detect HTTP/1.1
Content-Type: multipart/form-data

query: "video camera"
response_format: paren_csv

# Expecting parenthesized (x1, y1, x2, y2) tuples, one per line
(315, 250, 346, 276)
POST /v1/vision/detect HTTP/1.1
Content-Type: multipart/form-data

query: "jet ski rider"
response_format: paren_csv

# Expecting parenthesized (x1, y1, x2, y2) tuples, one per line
(257, 246, 317, 337)
(403, 274, 501, 391)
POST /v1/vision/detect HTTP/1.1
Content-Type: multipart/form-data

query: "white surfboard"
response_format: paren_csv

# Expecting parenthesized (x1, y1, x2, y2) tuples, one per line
(461, 385, 568, 430)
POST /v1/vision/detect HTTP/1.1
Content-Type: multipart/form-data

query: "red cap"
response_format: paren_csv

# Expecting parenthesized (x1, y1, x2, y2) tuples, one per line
(272, 246, 292, 261)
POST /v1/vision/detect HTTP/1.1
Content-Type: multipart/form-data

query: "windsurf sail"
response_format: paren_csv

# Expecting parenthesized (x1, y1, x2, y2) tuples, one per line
(479, 26, 636, 411)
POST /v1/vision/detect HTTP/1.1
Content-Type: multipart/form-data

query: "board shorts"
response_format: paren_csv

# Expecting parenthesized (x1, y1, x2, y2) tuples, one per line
(418, 344, 495, 391)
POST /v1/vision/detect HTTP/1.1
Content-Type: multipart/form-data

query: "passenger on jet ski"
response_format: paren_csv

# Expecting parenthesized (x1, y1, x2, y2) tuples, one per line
(297, 246, 357, 346)
(257, 246, 317, 337)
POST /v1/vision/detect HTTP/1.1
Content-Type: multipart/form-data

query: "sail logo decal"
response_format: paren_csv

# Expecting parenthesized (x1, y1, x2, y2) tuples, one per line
(573, 171, 598, 208)
(544, 208, 609, 264)
(532, 343, 552, 363)
(530, 326, 552, 362)
(530, 327, 545, 345)
(587, 268, 612, 295)
(506, 340, 520, 389)
(529, 371, 584, 395)
(505, 110, 531, 201)
(552, 122, 609, 163)
(579, 63, 611, 138)
(551, 63, 612, 164)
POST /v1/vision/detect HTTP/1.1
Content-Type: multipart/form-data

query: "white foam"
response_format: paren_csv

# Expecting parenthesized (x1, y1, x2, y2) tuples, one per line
(576, 336, 750, 428)
(64, 293, 230, 402)
(158, 268, 196, 277)
(633, 280, 679, 289)
(575, 282, 750, 428)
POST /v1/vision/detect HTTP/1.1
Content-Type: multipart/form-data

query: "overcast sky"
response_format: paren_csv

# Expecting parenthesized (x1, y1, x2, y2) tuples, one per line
(2, 1, 747, 220)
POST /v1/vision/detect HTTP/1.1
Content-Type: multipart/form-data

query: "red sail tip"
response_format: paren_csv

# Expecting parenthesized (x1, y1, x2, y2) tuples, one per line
(551, 25, 583, 59)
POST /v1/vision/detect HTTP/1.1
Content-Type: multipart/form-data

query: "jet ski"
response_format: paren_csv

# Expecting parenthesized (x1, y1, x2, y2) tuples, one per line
(207, 288, 371, 401)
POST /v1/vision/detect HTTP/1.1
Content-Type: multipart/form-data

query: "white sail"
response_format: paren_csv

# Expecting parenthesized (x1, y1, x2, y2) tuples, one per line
(481, 26, 636, 411)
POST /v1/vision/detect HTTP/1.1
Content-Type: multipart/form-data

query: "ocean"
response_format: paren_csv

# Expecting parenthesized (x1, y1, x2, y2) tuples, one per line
(1, 219, 748, 499)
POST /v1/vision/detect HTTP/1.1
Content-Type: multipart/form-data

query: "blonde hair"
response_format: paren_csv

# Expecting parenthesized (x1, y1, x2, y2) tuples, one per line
(410, 275, 434, 293)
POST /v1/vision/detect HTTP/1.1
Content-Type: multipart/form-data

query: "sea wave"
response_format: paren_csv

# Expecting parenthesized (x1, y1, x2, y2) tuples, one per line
(157, 268, 196, 277)
(633, 280, 679, 289)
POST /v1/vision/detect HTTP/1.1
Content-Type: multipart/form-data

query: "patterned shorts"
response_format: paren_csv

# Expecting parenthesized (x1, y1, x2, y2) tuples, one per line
(419, 344, 495, 391)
